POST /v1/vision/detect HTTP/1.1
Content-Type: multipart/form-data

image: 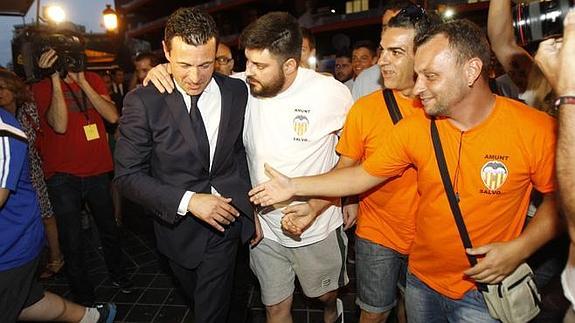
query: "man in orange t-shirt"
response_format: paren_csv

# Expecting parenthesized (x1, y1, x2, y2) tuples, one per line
(335, 10, 425, 323)
(249, 20, 561, 322)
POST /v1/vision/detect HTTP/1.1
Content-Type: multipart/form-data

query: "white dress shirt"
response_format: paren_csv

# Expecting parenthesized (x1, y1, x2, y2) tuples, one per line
(351, 64, 383, 101)
(174, 77, 222, 215)
(112, 82, 124, 96)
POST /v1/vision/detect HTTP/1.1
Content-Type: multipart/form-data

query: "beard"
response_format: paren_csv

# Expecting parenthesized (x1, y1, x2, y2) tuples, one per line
(423, 82, 468, 117)
(335, 72, 352, 82)
(247, 71, 286, 98)
(424, 102, 450, 117)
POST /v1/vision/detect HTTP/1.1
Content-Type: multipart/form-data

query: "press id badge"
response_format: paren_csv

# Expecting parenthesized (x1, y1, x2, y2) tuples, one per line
(83, 123, 100, 141)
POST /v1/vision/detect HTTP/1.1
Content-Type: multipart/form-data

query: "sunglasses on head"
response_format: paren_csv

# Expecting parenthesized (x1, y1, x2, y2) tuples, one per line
(397, 4, 427, 24)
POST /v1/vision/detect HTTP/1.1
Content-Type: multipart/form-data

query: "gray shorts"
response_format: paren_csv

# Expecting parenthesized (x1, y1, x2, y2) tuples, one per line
(250, 226, 349, 306)
(355, 236, 407, 313)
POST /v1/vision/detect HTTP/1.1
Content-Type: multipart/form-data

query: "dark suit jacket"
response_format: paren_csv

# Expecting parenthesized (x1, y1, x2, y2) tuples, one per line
(114, 73, 254, 269)
(110, 80, 129, 113)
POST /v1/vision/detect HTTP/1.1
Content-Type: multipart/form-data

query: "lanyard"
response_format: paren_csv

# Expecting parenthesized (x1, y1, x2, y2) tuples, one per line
(63, 81, 91, 122)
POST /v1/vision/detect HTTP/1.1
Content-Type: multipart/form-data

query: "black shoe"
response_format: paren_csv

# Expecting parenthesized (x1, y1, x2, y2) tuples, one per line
(111, 276, 133, 294)
(96, 303, 117, 323)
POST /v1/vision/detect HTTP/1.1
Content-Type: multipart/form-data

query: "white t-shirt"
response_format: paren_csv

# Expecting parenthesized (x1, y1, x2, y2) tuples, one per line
(351, 64, 383, 101)
(344, 78, 354, 92)
(242, 68, 353, 247)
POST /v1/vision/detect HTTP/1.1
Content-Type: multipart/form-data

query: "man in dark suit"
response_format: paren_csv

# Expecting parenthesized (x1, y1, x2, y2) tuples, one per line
(114, 7, 257, 323)
(110, 68, 128, 110)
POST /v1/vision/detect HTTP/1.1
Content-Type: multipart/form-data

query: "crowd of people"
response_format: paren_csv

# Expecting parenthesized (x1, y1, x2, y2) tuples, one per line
(1, 0, 575, 322)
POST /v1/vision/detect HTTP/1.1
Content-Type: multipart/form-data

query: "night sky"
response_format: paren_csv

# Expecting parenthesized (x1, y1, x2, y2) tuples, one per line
(0, 0, 112, 67)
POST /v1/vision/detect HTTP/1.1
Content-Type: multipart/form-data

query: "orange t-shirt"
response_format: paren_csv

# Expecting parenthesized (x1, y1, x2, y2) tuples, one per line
(363, 96, 556, 299)
(336, 89, 423, 254)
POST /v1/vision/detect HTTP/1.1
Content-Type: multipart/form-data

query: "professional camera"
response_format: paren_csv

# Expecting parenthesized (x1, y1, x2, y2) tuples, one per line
(12, 27, 86, 83)
(513, 0, 574, 46)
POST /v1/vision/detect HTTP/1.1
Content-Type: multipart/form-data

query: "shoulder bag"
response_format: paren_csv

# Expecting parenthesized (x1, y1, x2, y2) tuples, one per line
(430, 119, 541, 323)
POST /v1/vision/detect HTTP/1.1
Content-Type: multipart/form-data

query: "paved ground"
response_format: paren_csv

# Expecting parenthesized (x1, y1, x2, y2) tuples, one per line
(34, 201, 570, 322)
(38, 203, 359, 323)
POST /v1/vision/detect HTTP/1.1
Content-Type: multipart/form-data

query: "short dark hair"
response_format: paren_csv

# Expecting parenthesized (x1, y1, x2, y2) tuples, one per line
(352, 40, 377, 57)
(386, 5, 442, 36)
(135, 52, 160, 67)
(164, 7, 218, 51)
(301, 27, 315, 50)
(382, 0, 414, 14)
(240, 11, 302, 64)
(335, 49, 352, 60)
(415, 19, 491, 79)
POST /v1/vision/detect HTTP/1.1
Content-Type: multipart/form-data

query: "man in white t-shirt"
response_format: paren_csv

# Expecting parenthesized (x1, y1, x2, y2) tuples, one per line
(239, 13, 352, 323)
(144, 11, 352, 323)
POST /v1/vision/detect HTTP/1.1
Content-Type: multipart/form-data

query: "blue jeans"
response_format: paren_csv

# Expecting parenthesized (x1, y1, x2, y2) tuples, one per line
(406, 271, 499, 323)
(46, 173, 126, 304)
(355, 237, 407, 313)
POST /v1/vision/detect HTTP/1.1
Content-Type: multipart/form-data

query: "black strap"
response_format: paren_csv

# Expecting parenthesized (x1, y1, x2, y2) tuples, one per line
(62, 81, 90, 122)
(430, 119, 487, 291)
(488, 78, 501, 96)
(383, 89, 402, 125)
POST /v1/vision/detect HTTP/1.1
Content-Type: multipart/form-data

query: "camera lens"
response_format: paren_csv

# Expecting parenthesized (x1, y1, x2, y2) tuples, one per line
(513, 0, 573, 45)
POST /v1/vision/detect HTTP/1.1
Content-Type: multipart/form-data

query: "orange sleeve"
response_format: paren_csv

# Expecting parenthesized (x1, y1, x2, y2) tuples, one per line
(336, 101, 365, 161)
(530, 117, 557, 193)
(362, 118, 414, 178)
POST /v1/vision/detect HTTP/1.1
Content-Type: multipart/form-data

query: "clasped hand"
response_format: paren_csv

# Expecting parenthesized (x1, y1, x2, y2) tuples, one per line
(280, 202, 318, 237)
(188, 193, 239, 232)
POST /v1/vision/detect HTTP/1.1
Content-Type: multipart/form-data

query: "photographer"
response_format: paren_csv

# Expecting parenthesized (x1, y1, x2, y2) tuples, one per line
(30, 48, 131, 306)
(488, 0, 555, 113)
(534, 9, 575, 322)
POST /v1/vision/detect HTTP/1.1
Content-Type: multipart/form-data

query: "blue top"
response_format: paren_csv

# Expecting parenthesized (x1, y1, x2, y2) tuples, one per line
(0, 108, 44, 271)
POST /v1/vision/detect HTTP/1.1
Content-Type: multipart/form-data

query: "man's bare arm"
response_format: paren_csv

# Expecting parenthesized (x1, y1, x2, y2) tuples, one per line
(74, 73, 119, 124)
(556, 11, 575, 223)
(249, 163, 386, 207)
(280, 156, 357, 236)
(337, 156, 360, 229)
(488, 0, 533, 92)
(38, 50, 68, 133)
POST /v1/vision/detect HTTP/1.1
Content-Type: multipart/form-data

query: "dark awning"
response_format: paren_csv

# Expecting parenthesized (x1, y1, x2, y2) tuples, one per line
(0, 0, 34, 17)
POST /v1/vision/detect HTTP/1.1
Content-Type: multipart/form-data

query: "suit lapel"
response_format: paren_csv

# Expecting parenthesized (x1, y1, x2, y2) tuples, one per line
(165, 91, 210, 171)
(212, 74, 231, 173)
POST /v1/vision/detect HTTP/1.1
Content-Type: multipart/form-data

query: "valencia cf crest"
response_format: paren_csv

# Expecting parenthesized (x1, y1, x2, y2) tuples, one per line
(293, 115, 309, 137)
(480, 160, 508, 191)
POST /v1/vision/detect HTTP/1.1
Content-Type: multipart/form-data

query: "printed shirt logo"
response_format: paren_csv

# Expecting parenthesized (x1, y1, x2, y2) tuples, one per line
(480, 160, 508, 191)
(293, 115, 309, 137)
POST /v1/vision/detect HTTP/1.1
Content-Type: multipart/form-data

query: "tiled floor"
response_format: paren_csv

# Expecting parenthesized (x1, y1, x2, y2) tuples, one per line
(35, 202, 571, 323)
(37, 203, 360, 323)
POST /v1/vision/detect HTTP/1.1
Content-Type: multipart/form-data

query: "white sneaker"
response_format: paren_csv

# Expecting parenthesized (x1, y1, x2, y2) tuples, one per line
(335, 298, 344, 323)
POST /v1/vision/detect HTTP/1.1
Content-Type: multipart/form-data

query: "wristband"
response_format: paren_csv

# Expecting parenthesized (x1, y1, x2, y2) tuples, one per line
(554, 96, 575, 109)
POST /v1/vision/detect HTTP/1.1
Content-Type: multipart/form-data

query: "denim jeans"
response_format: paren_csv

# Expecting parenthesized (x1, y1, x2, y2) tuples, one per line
(355, 237, 407, 313)
(46, 172, 125, 304)
(406, 271, 499, 323)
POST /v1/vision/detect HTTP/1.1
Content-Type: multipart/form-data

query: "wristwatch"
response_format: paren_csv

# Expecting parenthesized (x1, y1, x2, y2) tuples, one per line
(554, 96, 575, 109)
